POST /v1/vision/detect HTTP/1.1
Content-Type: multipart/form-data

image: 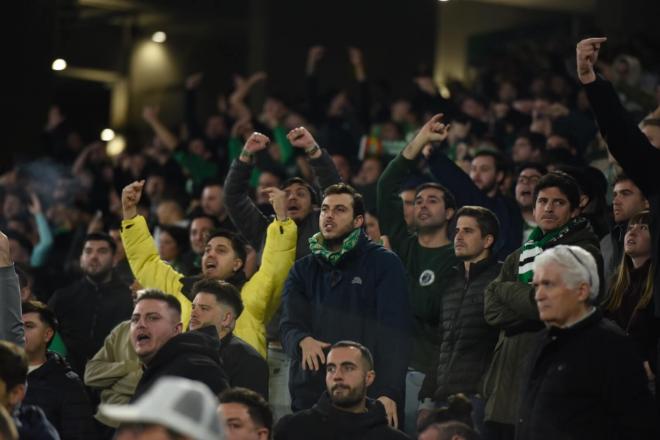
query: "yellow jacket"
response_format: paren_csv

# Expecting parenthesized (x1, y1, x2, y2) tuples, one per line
(121, 215, 297, 357)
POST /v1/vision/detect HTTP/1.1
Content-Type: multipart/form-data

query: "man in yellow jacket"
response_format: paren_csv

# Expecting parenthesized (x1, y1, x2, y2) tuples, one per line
(120, 176, 296, 358)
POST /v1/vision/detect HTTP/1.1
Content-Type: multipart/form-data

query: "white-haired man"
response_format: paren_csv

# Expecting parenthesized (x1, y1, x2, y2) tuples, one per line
(516, 245, 658, 440)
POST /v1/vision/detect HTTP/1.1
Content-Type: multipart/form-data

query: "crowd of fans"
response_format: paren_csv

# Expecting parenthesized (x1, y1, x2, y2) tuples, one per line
(1, 32, 660, 440)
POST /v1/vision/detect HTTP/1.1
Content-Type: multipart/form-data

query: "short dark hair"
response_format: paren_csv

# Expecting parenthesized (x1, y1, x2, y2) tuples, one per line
(415, 182, 457, 211)
(83, 232, 117, 254)
(135, 289, 182, 318)
(417, 393, 474, 433)
(472, 149, 506, 174)
(455, 206, 500, 243)
(282, 177, 319, 205)
(0, 341, 28, 392)
(205, 229, 247, 267)
(614, 172, 633, 185)
(191, 279, 244, 318)
(533, 171, 580, 211)
(188, 213, 220, 228)
(641, 118, 660, 128)
(516, 131, 547, 152)
(330, 341, 374, 370)
(322, 184, 365, 219)
(516, 162, 547, 178)
(21, 300, 58, 337)
(219, 387, 273, 432)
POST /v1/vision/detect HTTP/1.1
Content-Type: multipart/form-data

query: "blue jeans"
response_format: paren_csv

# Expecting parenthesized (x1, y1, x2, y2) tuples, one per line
(405, 369, 426, 435)
(268, 346, 292, 422)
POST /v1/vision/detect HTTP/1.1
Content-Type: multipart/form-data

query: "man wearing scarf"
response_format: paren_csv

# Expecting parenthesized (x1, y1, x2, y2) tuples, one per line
(481, 171, 604, 440)
(280, 183, 412, 430)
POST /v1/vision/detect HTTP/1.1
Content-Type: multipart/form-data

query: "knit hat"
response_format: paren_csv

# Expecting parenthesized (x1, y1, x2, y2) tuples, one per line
(99, 376, 224, 440)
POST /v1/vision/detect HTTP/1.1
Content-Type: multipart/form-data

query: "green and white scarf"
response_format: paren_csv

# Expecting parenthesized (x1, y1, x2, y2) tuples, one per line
(518, 218, 580, 283)
(309, 228, 361, 266)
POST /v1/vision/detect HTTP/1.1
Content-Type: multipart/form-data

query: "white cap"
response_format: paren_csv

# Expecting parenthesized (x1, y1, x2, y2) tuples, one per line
(99, 376, 224, 440)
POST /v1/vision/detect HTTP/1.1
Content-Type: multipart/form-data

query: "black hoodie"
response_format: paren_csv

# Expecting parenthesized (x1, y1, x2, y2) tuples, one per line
(132, 326, 229, 401)
(274, 392, 410, 440)
(23, 352, 96, 440)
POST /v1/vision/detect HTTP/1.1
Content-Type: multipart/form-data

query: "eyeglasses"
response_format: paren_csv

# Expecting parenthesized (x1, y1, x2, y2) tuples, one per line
(517, 175, 541, 185)
(565, 247, 593, 287)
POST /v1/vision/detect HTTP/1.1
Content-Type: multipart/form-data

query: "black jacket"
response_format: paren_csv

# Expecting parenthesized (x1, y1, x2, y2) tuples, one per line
(274, 392, 410, 440)
(220, 332, 269, 399)
(132, 326, 229, 401)
(14, 405, 60, 440)
(420, 257, 501, 402)
(280, 232, 412, 412)
(23, 352, 96, 440)
(48, 275, 133, 376)
(584, 76, 660, 316)
(516, 309, 658, 439)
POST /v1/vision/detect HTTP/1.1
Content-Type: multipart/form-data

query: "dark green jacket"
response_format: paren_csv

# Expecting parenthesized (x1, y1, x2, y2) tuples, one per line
(482, 217, 603, 424)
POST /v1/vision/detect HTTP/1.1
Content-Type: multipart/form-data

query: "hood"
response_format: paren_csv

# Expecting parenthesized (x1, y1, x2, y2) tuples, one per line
(29, 351, 76, 379)
(312, 391, 389, 433)
(146, 326, 222, 369)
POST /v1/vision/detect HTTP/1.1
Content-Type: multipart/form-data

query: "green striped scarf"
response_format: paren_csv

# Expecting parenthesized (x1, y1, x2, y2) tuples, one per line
(518, 218, 579, 283)
(309, 228, 361, 266)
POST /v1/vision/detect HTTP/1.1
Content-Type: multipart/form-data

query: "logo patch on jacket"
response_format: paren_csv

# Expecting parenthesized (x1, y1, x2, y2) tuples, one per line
(351, 276, 363, 285)
(419, 270, 435, 286)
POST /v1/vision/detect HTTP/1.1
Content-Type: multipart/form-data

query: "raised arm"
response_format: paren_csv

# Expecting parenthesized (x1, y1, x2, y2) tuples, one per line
(120, 181, 192, 327)
(224, 132, 272, 250)
(286, 126, 341, 190)
(0, 230, 23, 345)
(235, 187, 297, 357)
(27, 191, 54, 268)
(377, 114, 451, 251)
(577, 37, 660, 197)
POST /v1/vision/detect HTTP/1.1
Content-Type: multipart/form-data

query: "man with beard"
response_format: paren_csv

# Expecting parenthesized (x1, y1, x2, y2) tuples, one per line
(481, 171, 603, 439)
(274, 341, 410, 440)
(515, 163, 547, 243)
(48, 233, 134, 377)
(426, 143, 523, 260)
(189, 279, 269, 398)
(129, 290, 228, 400)
(377, 114, 459, 432)
(121, 179, 296, 358)
(280, 184, 411, 429)
(600, 174, 648, 292)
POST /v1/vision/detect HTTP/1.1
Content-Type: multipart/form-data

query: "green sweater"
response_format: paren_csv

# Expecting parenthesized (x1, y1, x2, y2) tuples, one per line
(377, 153, 459, 372)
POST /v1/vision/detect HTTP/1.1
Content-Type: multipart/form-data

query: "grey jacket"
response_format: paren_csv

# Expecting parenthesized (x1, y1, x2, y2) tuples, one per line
(0, 265, 24, 345)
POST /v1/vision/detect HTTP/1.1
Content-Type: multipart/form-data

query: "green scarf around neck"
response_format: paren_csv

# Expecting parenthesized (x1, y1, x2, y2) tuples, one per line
(518, 218, 580, 283)
(309, 228, 361, 266)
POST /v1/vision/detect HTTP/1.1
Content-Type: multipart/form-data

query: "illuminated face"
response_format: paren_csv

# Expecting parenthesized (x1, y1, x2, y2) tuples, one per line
(23, 313, 53, 360)
(325, 346, 374, 409)
(533, 187, 578, 233)
(219, 403, 269, 440)
(189, 217, 214, 255)
(130, 299, 181, 364)
(469, 155, 500, 195)
(624, 222, 651, 260)
(364, 213, 381, 242)
(190, 292, 233, 334)
(515, 168, 543, 210)
(641, 124, 660, 149)
(413, 188, 452, 232)
(283, 183, 312, 222)
(533, 261, 588, 327)
(319, 194, 363, 241)
(454, 216, 492, 261)
(80, 240, 114, 280)
(612, 180, 648, 223)
(202, 237, 243, 280)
